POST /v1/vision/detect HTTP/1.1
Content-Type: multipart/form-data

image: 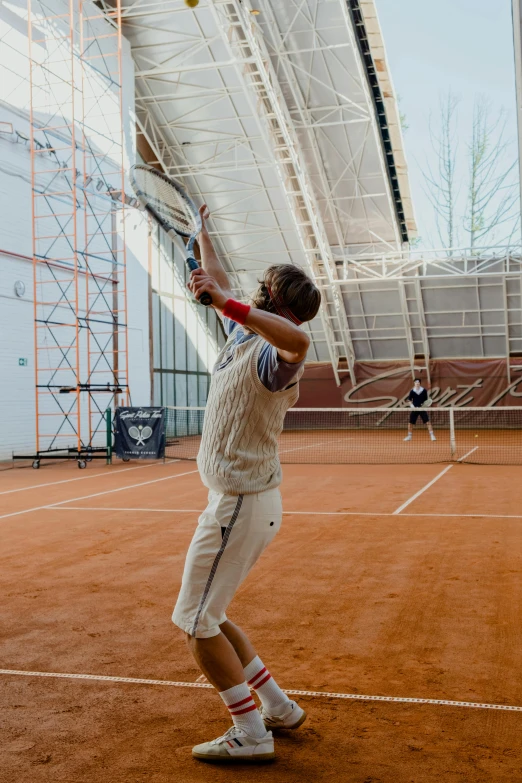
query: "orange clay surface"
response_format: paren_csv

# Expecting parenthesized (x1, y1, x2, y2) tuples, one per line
(1, 459, 522, 782)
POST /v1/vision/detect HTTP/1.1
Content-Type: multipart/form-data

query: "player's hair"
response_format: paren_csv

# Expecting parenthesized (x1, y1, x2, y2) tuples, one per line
(251, 264, 321, 323)
(414, 378, 421, 383)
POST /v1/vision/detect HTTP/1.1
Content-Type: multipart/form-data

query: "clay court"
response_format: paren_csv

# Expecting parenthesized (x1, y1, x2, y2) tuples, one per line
(2, 457, 522, 782)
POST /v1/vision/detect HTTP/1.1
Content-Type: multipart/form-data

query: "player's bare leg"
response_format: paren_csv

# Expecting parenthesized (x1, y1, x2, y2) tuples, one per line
(186, 632, 275, 762)
(219, 620, 256, 666)
(404, 423, 413, 441)
(186, 623, 305, 763)
(186, 631, 245, 691)
(220, 620, 307, 730)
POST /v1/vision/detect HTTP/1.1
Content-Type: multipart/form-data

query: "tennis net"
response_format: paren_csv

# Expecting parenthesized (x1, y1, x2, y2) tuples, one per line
(164, 406, 522, 465)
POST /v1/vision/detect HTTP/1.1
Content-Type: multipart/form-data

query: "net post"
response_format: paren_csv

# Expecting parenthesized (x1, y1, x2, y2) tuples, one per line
(449, 407, 456, 459)
(105, 408, 112, 465)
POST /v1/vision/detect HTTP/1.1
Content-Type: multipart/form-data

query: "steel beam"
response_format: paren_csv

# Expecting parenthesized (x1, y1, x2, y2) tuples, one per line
(209, 0, 359, 383)
(397, 280, 415, 378)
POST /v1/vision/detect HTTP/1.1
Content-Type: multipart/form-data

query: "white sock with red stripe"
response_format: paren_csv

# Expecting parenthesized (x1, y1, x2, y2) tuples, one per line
(219, 682, 267, 738)
(244, 656, 290, 714)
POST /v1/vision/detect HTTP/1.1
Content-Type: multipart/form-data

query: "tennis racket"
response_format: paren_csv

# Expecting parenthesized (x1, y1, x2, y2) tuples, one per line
(129, 164, 212, 306)
(422, 398, 433, 409)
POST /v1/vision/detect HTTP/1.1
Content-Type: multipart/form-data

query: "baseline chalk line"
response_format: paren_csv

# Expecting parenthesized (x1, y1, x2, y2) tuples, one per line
(1, 669, 520, 713)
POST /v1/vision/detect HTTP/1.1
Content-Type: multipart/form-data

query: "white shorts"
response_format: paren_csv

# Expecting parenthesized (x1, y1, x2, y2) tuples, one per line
(172, 487, 282, 639)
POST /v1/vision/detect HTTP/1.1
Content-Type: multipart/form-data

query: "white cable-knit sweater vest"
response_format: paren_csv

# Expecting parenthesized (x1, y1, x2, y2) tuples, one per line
(197, 332, 302, 494)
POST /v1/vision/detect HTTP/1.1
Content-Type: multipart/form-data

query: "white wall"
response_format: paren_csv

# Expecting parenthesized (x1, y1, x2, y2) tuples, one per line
(0, 252, 36, 456)
(0, 0, 150, 461)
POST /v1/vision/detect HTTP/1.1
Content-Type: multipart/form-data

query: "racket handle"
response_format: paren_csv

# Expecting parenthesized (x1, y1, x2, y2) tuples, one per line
(199, 292, 212, 306)
(186, 256, 213, 307)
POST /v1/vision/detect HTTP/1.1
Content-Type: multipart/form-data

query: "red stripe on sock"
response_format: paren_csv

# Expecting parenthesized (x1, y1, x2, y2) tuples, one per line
(252, 672, 272, 689)
(247, 666, 267, 686)
(229, 703, 258, 716)
(227, 695, 254, 709)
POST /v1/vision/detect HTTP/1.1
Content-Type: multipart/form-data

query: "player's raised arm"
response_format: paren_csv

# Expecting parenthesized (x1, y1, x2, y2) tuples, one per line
(242, 308, 309, 364)
(188, 265, 316, 364)
(197, 205, 232, 295)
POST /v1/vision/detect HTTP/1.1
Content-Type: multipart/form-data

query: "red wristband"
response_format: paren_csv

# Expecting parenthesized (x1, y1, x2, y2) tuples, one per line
(222, 298, 251, 325)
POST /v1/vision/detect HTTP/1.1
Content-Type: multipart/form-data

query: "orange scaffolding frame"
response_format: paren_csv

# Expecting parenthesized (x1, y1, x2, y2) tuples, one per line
(22, 0, 129, 469)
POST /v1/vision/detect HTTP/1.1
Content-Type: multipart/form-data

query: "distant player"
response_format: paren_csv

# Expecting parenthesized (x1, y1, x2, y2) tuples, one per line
(404, 378, 436, 442)
(172, 204, 321, 763)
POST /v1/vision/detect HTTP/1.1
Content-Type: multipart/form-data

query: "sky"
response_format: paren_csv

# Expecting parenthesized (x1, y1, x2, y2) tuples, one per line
(375, 0, 520, 250)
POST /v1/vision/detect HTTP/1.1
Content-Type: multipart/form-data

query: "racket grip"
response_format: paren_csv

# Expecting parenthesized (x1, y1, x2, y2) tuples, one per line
(186, 256, 212, 307)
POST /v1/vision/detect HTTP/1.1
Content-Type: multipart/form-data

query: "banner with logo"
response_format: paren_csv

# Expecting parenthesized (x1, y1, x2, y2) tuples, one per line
(298, 359, 522, 409)
(114, 407, 166, 460)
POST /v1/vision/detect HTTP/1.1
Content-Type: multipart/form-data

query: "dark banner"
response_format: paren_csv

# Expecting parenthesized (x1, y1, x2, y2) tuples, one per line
(298, 359, 522, 409)
(114, 407, 166, 460)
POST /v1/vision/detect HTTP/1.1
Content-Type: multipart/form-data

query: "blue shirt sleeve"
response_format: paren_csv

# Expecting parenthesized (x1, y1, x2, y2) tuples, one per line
(220, 320, 304, 391)
(257, 342, 305, 392)
(222, 316, 238, 337)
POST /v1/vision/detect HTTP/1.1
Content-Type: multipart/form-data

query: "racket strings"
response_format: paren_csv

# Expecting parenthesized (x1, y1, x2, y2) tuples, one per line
(135, 170, 197, 235)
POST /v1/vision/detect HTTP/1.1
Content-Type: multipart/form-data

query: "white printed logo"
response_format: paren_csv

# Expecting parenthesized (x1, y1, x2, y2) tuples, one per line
(128, 424, 153, 446)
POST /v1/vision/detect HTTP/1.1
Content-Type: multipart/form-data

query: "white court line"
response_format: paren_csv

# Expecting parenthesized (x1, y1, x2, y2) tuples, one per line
(46, 506, 522, 520)
(0, 469, 199, 521)
(458, 446, 479, 463)
(279, 441, 329, 454)
(279, 437, 358, 455)
(0, 460, 180, 497)
(50, 507, 204, 513)
(393, 465, 453, 515)
(0, 669, 520, 713)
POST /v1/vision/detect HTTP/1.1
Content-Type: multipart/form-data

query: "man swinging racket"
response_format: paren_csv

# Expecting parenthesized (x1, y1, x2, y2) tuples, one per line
(172, 205, 321, 763)
(404, 378, 436, 442)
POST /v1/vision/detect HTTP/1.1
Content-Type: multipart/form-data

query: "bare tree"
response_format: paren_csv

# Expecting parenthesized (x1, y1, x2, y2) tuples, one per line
(465, 96, 519, 249)
(423, 92, 460, 250)
(423, 92, 520, 252)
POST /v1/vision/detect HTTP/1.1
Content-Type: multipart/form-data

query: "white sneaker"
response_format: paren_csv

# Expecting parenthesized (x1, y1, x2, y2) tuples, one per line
(192, 725, 275, 763)
(430, 433, 437, 441)
(260, 700, 307, 730)
(404, 434, 412, 442)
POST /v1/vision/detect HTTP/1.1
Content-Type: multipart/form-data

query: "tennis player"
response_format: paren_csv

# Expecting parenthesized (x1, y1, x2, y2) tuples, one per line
(172, 205, 321, 763)
(404, 378, 436, 441)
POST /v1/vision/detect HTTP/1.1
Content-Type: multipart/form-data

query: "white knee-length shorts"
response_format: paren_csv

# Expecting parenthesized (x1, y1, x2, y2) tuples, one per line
(172, 487, 282, 638)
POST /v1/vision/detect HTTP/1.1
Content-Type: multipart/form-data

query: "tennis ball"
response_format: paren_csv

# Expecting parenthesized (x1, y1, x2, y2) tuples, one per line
(184, 0, 199, 7)
(475, 434, 478, 438)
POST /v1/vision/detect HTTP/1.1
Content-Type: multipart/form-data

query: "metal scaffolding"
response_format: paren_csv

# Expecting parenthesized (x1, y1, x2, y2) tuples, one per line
(22, 0, 129, 468)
